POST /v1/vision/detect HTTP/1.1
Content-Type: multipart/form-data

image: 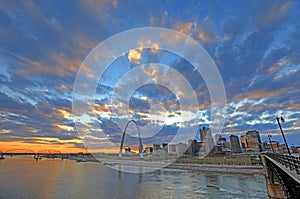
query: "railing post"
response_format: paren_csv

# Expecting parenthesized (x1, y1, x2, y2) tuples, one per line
(295, 156, 300, 175)
(289, 156, 295, 170)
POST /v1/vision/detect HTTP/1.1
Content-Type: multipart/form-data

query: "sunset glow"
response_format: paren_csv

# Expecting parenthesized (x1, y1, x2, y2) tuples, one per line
(0, 1, 299, 153)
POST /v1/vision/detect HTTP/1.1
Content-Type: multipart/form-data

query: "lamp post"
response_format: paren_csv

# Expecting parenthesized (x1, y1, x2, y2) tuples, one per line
(276, 116, 291, 155)
(267, 134, 274, 153)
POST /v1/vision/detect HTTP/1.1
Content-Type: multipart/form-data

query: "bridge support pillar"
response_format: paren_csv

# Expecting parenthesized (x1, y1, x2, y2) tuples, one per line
(266, 183, 285, 199)
(261, 155, 285, 199)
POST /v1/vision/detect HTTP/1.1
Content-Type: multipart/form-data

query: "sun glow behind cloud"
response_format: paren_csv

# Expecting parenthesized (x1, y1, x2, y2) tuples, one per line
(0, 0, 300, 152)
(128, 49, 142, 64)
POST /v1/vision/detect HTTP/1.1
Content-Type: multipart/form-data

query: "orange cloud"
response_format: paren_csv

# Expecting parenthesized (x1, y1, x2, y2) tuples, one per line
(0, 141, 84, 153)
(230, 87, 290, 102)
(57, 108, 72, 119)
(198, 31, 213, 43)
(258, 1, 292, 27)
(14, 52, 81, 77)
(55, 123, 74, 131)
(127, 40, 160, 64)
(128, 49, 142, 64)
(175, 22, 195, 35)
(80, 0, 118, 22)
(91, 104, 111, 115)
(58, 84, 71, 90)
(267, 60, 285, 74)
(151, 43, 160, 54)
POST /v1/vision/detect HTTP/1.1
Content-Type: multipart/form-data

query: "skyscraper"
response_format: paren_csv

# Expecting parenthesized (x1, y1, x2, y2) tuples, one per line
(200, 127, 206, 142)
(215, 134, 221, 144)
(204, 128, 214, 154)
(240, 135, 248, 151)
(200, 127, 210, 142)
(230, 135, 242, 153)
(246, 130, 262, 152)
(240, 130, 262, 152)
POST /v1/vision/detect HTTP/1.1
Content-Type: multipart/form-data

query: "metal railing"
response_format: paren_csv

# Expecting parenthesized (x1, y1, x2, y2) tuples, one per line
(265, 153, 300, 175)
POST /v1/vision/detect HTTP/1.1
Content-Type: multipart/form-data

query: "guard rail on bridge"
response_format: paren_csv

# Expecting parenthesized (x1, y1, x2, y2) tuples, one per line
(264, 153, 300, 175)
(262, 153, 300, 199)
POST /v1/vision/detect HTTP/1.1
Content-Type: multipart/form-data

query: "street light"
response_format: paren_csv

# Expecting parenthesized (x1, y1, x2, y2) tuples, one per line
(276, 116, 291, 155)
(267, 134, 274, 153)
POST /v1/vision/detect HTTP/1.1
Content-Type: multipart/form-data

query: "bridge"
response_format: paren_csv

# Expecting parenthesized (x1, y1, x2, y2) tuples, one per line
(261, 153, 300, 198)
(0, 149, 69, 160)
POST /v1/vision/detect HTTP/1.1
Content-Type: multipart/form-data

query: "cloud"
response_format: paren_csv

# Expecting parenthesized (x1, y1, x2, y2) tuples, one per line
(128, 49, 142, 64)
(1, 1, 300, 150)
(80, 0, 118, 22)
(254, 0, 293, 28)
(198, 31, 213, 43)
(174, 22, 195, 35)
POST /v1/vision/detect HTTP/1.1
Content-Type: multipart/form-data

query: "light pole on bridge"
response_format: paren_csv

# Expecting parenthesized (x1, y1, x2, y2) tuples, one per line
(267, 134, 274, 153)
(276, 116, 291, 155)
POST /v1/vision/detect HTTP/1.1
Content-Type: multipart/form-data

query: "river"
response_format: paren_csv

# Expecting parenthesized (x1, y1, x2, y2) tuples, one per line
(0, 157, 268, 198)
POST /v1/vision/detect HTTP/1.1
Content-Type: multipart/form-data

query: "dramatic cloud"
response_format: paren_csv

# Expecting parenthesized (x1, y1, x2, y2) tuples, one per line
(0, 1, 299, 152)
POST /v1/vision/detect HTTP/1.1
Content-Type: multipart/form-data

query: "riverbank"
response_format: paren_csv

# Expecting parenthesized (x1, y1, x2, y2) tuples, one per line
(72, 156, 264, 175)
(166, 163, 264, 175)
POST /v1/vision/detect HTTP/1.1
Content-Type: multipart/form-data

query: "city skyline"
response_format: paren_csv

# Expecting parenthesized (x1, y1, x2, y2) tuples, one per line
(1, 1, 300, 153)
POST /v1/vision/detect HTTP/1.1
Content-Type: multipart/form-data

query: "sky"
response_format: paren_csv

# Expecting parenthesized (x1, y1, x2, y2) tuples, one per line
(0, 0, 300, 153)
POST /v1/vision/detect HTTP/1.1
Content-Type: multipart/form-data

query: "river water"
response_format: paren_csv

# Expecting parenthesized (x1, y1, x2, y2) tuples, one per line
(0, 157, 268, 199)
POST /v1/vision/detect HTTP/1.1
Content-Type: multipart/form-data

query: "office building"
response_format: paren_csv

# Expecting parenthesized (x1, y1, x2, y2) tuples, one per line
(168, 143, 188, 155)
(230, 135, 242, 153)
(153, 143, 168, 153)
(240, 130, 262, 152)
(200, 127, 211, 142)
(246, 130, 262, 152)
(240, 135, 248, 150)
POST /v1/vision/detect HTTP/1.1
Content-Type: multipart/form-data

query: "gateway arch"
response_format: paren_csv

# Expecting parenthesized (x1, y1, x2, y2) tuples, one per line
(119, 120, 143, 158)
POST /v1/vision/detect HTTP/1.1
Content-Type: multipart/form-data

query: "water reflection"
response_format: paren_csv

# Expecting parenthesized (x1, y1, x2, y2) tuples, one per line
(0, 157, 268, 198)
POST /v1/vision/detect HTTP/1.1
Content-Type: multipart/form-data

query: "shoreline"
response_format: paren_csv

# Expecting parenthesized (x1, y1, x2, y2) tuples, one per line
(2, 156, 264, 175)
(166, 163, 264, 175)
(73, 157, 265, 175)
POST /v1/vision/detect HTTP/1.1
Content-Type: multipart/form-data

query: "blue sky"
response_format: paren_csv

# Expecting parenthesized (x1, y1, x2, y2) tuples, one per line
(0, 0, 300, 152)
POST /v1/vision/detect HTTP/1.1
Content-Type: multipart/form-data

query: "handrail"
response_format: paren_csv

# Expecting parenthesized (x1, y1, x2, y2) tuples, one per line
(264, 153, 300, 175)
